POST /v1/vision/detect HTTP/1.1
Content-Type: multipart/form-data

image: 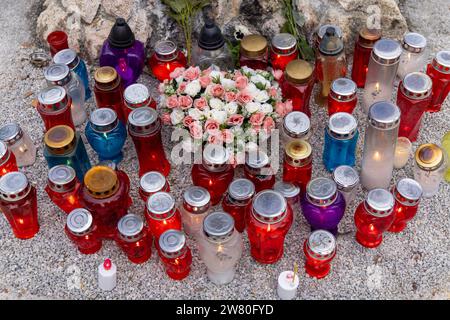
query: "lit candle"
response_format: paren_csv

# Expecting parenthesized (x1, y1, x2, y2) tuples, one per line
(394, 137, 412, 169)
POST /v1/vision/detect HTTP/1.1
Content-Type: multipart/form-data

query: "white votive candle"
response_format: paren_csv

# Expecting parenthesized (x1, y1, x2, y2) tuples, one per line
(98, 258, 117, 291)
(277, 271, 299, 300)
(394, 137, 412, 169)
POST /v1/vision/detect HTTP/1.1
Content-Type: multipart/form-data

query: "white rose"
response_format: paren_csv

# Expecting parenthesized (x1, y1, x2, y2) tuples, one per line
(188, 108, 203, 121)
(231, 125, 244, 136)
(220, 78, 236, 90)
(175, 76, 184, 85)
(259, 103, 273, 114)
(250, 74, 270, 89)
(245, 141, 258, 151)
(254, 90, 270, 103)
(241, 66, 256, 76)
(184, 80, 201, 97)
(245, 102, 261, 114)
(170, 109, 184, 125)
(225, 102, 238, 115)
(245, 83, 259, 97)
(209, 70, 222, 80)
(210, 109, 228, 124)
(209, 98, 224, 110)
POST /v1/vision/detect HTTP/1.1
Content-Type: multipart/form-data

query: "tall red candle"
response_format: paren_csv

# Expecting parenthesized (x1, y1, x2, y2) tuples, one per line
(351, 28, 382, 88)
(0, 141, 18, 177)
(426, 51, 450, 113)
(37, 86, 75, 131)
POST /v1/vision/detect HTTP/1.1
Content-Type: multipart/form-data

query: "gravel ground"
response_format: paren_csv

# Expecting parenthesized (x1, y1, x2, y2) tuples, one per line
(0, 0, 449, 300)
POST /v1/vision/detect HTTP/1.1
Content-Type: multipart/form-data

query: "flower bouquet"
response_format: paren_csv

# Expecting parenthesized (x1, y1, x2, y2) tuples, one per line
(159, 65, 292, 163)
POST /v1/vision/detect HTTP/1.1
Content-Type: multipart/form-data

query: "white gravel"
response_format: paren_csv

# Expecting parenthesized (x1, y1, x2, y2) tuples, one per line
(0, 0, 448, 300)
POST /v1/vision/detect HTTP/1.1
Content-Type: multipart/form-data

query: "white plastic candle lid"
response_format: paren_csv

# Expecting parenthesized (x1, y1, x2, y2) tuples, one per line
(277, 271, 299, 298)
(140, 171, 166, 193)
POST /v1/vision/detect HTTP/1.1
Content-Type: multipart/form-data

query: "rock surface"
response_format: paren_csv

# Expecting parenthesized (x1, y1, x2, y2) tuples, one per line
(36, 0, 409, 62)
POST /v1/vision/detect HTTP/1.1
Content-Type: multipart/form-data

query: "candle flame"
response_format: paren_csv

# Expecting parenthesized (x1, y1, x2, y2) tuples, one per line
(374, 151, 381, 161)
(375, 83, 380, 93)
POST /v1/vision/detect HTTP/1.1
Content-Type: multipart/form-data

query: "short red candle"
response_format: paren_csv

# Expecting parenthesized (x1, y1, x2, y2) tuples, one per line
(397, 72, 433, 142)
(116, 214, 152, 264)
(0, 141, 18, 177)
(65, 208, 102, 254)
(47, 30, 69, 57)
(351, 28, 381, 88)
(270, 33, 298, 71)
(94, 67, 127, 123)
(354, 189, 395, 248)
(282, 140, 312, 194)
(426, 51, 450, 113)
(148, 40, 187, 82)
(0, 172, 38, 239)
(239, 35, 269, 70)
(139, 171, 170, 203)
(37, 86, 75, 131)
(244, 150, 275, 193)
(303, 229, 337, 279)
(246, 190, 293, 264)
(123, 83, 156, 121)
(327, 78, 358, 115)
(45, 165, 81, 214)
(158, 229, 192, 280)
(389, 178, 422, 233)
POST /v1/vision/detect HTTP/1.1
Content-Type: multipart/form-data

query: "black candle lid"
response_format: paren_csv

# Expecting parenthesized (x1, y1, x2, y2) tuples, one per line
(108, 18, 135, 49)
(319, 27, 344, 56)
(198, 19, 225, 51)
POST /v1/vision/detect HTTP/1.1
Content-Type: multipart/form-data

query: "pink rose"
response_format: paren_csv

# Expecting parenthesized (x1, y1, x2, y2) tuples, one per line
(194, 97, 208, 110)
(207, 132, 223, 145)
(249, 112, 266, 126)
(233, 71, 243, 80)
(284, 99, 293, 113)
(262, 116, 275, 132)
(236, 91, 252, 105)
(161, 113, 171, 125)
(275, 100, 293, 117)
(269, 86, 278, 98)
(183, 66, 200, 81)
(158, 82, 165, 94)
(199, 75, 211, 88)
(271, 69, 283, 81)
(202, 67, 213, 76)
(183, 115, 195, 127)
(169, 67, 185, 79)
(224, 91, 237, 102)
(227, 114, 244, 126)
(210, 84, 225, 98)
(178, 95, 193, 109)
(204, 119, 220, 134)
(177, 82, 187, 94)
(166, 95, 179, 109)
(189, 122, 203, 140)
(251, 125, 261, 133)
(235, 76, 248, 90)
(222, 129, 234, 144)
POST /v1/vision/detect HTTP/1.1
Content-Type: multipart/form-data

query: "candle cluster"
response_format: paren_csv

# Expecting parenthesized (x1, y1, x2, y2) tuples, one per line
(0, 17, 449, 295)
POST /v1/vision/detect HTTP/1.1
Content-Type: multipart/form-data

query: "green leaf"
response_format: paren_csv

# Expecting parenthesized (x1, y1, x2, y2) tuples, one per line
(280, 21, 291, 34)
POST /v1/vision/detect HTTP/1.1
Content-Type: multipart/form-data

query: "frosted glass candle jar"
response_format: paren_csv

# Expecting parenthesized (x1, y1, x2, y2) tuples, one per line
(180, 186, 211, 237)
(360, 101, 400, 190)
(332, 165, 359, 209)
(362, 39, 402, 113)
(394, 137, 412, 169)
(413, 143, 446, 197)
(397, 33, 428, 80)
(0, 123, 36, 167)
(198, 211, 243, 285)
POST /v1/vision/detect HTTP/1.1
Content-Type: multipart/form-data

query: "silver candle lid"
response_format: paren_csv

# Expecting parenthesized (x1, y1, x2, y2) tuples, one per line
(0, 171, 30, 201)
(394, 178, 422, 206)
(147, 192, 175, 219)
(0, 141, 10, 164)
(37, 86, 67, 108)
(306, 229, 336, 260)
(365, 188, 394, 217)
(246, 150, 269, 169)
(44, 63, 71, 85)
(53, 49, 80, 70)
(402, 32, 427, 53)
(155, 40, 178, 61)
(140, 171, 166, 194)
(328, 112, 358, 139)
(203, 211, 234, 241)
(66, 208, 93, 234)
(283, 111, 310, 139)
(306, 177, 338, 206)
(203, 144, 230, 168)
(252, 190, 287, 224)
(128, 107, 159, 135)
(330, 78, 357, 101)
(183, 186, 210, 207)
(271, 33, 297, 54)
(432, 51, 450, 74)
(273, 181, 300, 199)
(159, 229, 186, 257)
(368, 101, 401, 130)
(318, 24, 343, 40)
(118, 213, 144, 238)
(332, 165, 359, 191)
(401, 72, 432, 99)
(228, 178, 255, 201)
(0, 123, 23, 146)
(124, 83, 150, 107)
(372, 39, 402, 64)
(90, 108, 118, 132)
(48, 165, 76, 192)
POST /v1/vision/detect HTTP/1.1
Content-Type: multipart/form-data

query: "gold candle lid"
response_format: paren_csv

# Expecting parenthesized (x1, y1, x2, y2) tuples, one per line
(84, 166, 119, 199)
(44, 125, 76, 154)
(285, 59, 313, 84)
(359, 28, 382, 47)
(240, 34, 268, 58)
(94, 66, 120, 90)
(415, 143, 444, 171)
(285, 140, 312, 167)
